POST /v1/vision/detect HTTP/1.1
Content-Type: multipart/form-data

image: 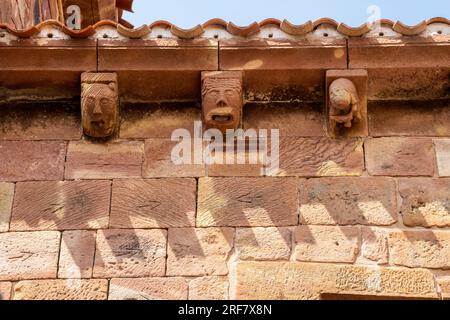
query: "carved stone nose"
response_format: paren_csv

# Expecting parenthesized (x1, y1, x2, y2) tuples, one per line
(216, 96, 228, 107)
(93, 103, 103, 115)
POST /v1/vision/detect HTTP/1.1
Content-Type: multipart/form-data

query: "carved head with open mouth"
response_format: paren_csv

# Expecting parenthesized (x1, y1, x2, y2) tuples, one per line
(81, 72, 118, 138)
(201, 71, 243, 132)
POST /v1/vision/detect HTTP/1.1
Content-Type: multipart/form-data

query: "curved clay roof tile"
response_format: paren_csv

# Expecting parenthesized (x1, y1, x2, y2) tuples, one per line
(170, 24, 205, 39)
(117, 24, 150, 38)
(280, 20, 314, 35)
(337, 22, 371, 37)
(227, 21, 260, 37)
(393, 20, 428, 35)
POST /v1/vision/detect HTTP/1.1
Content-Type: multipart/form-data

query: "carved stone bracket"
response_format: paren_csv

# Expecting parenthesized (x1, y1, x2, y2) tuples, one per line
(326, 69, 368, 137)
(201, 71, 244, 132)
(81, 72, 119, 138)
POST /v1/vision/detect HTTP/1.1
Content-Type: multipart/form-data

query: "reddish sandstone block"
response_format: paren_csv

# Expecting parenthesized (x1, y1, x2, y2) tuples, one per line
(65, 141, 144, 179)
(197, 177, 298, 227)
(299, 177, 397, 226)
(236, 227, 291, 261)
(0, 183, 14, 232)
(0, 282, 12, 300)
(435, 139, 450, 177)
(293, 226, 359, 263)
(243, 102, 325, 137)
(0, 141, 66, 181)
(109, 278, 188, 300)
(359, 227, 389, 265)
(58, 230, 97, 279)
(389, 230, 450, 269)
(275, 137, 364, 177)
(0, 103, 82, 141)
(13, 279, 108, 300)
(10, 181, 111, 231)
(93, 229, 167, 278)
(189, 276, 229, 300)
(120, 102, 201, 139)
(365, 138, 434, 176)
(110, 179, 196, 228)
(143, 139, 205, 177)
(398, 178, 450, 228)
(0, 231, 60, 281)
(368, 100, 450, 137)
(167, 228, 234, 276)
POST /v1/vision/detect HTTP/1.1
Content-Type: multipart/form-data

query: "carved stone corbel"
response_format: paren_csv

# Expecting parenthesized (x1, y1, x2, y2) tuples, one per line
(81, 72, 119, 138)
(326, 69, 368, 137)
(201, 71, 243, 132)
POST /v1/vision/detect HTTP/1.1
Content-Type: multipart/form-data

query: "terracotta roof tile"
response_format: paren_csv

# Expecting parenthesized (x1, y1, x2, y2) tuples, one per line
(0, 18, 448, 40)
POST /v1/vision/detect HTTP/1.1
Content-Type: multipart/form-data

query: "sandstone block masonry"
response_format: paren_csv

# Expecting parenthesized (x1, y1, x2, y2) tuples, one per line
(0, 100, 449, 300)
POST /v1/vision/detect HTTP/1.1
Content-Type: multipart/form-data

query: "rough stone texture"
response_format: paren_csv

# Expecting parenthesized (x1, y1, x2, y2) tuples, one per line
(359, 227, 389, 265)
(143, 139, 205, 177)
(293, 226, 360, 263)
(299, 177, 397, 226)
(274, 137, 364, 177)
(243, 102, 325, 137)
(0, 183, 14, 232)
(236, 227, 291, 261)
(109, 278, 188, 300)
(65, 141, 144, 179)
(197, 177, 298, 227)
(0, 103, 82, 140)
(368, 100, 450, 137)
(167, 227, 234, 276)
(110, 179, 196, 228)
(0, 141, 66, 181)
(120, 103, 201, 139)
(11, 181, 111, 231)
(0, 231, 60, 281)
(13, 279, 108, 300)
(399, 178, 450, 228)
(93, 229, 167, 278)
(58, 230, 97, 279)
(235, 262, 438, 300)
(189, 276, 229, 300)
(437, 277, 450, 300)
(365, 138, 435, 176)
(0, 282, 11, 300)
(435, 139, 450, 177)
(389, 230, 450, 269)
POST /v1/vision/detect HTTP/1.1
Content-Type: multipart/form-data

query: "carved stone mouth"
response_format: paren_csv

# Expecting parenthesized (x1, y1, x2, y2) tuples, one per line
(91, 120, 105, 127)
(212, 115, 232, 123)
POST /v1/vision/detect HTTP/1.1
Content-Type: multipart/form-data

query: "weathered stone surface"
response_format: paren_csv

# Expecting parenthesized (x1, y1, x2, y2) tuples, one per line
(110, 179, 196, 228)
(274, 137, 364, 177)
(11, 181, 111, 231)
(365, 138, 435, 176)
(93, 229, 167, 278)
(299, 177, 397, 226)
(189, 276, 229, 300)
(293, 226, 359, 263)
(58, 230, 96, 279)
(120, 103, 201, 139)
(167, 228, 234, 276)
(360, 227, 389, 265)
(389, 230, 450, 269)
(0, 231, 60, 281)
(235, 262, 438, 300)
(109, 278, 188, 300)
(143, 139, 205, 177)
(0, 103, 82, 140)
(368, 100, 450, 137)
(399, 178, 450, 228)
(13, 279, 108, 300)
(437, 277, 450, 300)
(0, 141, 66, 181)
(243, 102, 325, 137)
(197, 177, 298, 227)
(435, 139, 450, 177)
(65, 141, 144, 179)
(0, 282, 11, 300)
(236, 227, 291, 261)
(0, 183, 14, 232)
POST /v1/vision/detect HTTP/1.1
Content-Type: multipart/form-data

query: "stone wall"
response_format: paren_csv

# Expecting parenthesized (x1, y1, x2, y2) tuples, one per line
(0, 100, 449, 300)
